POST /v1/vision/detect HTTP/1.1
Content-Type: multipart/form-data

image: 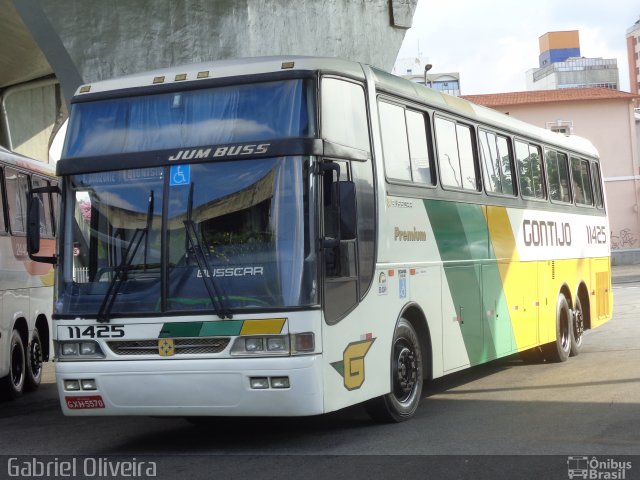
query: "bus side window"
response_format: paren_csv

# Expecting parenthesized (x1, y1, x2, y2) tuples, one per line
(5, 167, 30, 235)
(31, 175, 55, 237)
(546, 149, 572, 203)
(378, 101, 411, 182)
(321, 78, 370, 153)
(516, 140, 545, 199)
(480, 129, 515, 196)
(406, 110, 434, 185)
(378, 100, 434, 186)
(571, 157, 594, 206)
(435, 116, 478, 191)
(591, 163, 605, 208)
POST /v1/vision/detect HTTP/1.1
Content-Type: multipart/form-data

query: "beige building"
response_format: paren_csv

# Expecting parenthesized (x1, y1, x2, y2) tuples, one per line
(462, 88, 640, 263)
(627, 18, 640, 107)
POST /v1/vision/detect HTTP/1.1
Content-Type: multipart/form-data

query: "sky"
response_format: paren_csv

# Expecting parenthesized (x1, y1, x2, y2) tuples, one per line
(395, 0, 640, 95)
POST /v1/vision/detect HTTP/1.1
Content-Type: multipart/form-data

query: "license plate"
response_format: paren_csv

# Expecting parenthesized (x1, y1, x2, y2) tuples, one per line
(65, 395, 105, 409)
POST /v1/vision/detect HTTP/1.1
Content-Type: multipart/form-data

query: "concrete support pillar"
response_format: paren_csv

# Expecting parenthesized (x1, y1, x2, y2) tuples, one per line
(13, 0, 417, 100)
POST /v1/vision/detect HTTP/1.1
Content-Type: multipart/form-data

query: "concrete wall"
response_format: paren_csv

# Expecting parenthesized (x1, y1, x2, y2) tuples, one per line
(492, 99, 640, 257)
(35, 0, 415, 87)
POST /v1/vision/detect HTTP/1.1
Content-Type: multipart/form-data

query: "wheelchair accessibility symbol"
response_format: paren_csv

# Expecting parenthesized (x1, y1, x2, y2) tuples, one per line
(170, 165, 190, 186)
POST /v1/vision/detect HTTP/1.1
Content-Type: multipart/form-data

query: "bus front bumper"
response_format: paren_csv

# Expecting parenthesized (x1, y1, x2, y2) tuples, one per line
(56, 355, 324, 417)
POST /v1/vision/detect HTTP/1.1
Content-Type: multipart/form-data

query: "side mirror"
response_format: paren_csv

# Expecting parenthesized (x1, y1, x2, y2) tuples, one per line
(321, 161, 357, 246)
(27, 185, 58, 265)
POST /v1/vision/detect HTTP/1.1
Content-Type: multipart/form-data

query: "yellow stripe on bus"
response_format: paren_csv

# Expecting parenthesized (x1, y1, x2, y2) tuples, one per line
(240, 318, 286, 335)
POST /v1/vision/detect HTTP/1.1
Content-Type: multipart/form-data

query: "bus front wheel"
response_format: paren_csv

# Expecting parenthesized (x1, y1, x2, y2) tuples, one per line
(545, 294, 571, 362)
(1, 329, 26, 400)
(365, 318, 423, 423)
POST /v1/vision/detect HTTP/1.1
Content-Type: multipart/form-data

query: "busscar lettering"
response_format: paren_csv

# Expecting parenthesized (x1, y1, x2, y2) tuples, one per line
(197, 266, 265, 278)
(522, 219, 572, 247)
(169, 143, 270, 161)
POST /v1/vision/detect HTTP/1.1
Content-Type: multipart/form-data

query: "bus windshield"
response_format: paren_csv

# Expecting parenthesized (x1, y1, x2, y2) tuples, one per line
(63, 79, 315, 158)
(58, 157, 316, 317)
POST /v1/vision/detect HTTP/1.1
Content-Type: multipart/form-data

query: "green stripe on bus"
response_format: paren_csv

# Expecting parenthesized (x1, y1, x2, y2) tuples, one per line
(424, 200, 515, 363)
(159, 320, 244, 338)
(199, 320, 244, 336)
(159, 322, 203, 338)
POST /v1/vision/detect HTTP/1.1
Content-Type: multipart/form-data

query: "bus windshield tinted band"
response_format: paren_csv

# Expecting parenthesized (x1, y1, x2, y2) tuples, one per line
(63, 79, 315, 158)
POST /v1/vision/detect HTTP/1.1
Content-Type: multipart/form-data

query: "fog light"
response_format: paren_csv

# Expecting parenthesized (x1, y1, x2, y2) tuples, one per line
(267, 337, 286, 351)
(64, 379, 80, 391)
(81, 379, 97, 391)
(250, 377, 269, 389)
(61, 343, 79, 356)
(245, 338, 264, 352)
(270, 377, 290, 389)
(80, 342, 97, 355)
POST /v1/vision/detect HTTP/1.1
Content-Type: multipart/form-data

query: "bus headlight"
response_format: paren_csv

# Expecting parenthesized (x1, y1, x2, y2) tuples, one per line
(61, 343, 79, 356)
(231, 335, 289, 356)
(267, 337, 287, 351)
(230, 333, 315, 356)
(58, 341, 105, 360)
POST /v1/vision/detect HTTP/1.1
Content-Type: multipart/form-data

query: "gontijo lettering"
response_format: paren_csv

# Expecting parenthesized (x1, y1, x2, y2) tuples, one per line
(522, 219, 571, 247)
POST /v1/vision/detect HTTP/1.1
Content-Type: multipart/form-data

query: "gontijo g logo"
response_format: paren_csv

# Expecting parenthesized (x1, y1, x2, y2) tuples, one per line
(331, 335, 376, 391)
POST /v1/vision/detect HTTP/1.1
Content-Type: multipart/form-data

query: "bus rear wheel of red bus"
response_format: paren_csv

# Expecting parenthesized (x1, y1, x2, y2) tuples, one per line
(1, 329, 26, 400)
(365, 318, 423, 423)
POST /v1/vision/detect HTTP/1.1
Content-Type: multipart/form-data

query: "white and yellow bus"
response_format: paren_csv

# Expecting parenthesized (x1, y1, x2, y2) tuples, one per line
(28, 57, 612, 421)
(0, 146, 56, 399)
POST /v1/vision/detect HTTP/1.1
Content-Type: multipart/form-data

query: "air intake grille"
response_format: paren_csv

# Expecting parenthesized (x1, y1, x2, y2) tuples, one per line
(107, 337, 230, 356)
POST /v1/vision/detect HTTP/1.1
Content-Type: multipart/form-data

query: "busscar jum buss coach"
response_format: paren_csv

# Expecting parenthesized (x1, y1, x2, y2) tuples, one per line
(27, 57, 612, 422)
(0, 146, 56, 400)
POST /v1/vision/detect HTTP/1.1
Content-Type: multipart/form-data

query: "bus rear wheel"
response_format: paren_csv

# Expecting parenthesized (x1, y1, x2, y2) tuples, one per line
(25, 327, 43, 391)
(1, 329, 26, 400)
(570, 296, 584, 357)
(545, 294, 571, 362)
(365, 318, 423, 423)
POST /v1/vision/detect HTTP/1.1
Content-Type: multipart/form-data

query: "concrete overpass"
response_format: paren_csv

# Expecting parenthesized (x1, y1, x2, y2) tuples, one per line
(0, 0, 418, 162)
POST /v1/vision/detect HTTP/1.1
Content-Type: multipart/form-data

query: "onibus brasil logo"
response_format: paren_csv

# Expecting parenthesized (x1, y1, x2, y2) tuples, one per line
(567, 456, 632, 479)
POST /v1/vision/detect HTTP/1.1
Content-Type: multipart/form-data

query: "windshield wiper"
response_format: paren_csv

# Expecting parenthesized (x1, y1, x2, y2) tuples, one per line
(183, 182, 232, 319)
(96, 190, 154, 323)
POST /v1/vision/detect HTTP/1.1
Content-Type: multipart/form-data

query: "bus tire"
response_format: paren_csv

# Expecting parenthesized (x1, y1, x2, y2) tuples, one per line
(570, 296, 584, 357)
(545, 294, 571, 363)
(365, 318, 423, 423)
(1, 329, 26, 400)
(25, 327, 43, 391)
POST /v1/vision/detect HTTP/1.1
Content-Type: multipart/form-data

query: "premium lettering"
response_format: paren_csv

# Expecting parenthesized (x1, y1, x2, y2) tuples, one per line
(394, 227, 427, 241)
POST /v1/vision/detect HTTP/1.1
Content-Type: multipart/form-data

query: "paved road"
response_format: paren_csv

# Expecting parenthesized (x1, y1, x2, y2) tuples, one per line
(1, 283, 638, 478)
